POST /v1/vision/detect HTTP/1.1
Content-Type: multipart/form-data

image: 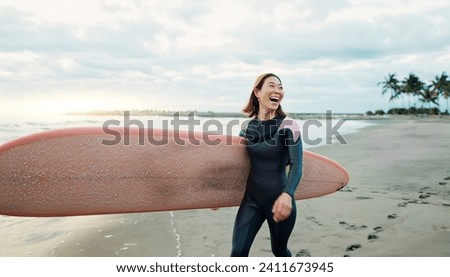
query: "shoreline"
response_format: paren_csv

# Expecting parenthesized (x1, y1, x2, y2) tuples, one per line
(0, 118, 449, 257)
(63, 109, 450, 120)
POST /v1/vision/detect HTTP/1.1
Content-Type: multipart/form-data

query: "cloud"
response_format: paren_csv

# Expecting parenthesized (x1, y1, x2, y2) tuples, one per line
(0, 0, 449, 115)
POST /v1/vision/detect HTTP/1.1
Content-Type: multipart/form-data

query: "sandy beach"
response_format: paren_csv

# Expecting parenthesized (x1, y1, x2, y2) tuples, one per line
(0, 118, 449, 257)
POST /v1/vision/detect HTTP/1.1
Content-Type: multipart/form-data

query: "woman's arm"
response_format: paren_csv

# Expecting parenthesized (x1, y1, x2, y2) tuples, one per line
(283, 127, 303, 197)
(272, 119, 303, 222)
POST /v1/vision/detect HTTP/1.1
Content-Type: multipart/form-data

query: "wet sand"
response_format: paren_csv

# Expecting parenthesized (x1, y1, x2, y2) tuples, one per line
(1, 118, 449, 257)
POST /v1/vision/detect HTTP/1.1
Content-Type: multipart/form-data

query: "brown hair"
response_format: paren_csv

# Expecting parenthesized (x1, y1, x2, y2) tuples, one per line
(242, 73, 287, 118)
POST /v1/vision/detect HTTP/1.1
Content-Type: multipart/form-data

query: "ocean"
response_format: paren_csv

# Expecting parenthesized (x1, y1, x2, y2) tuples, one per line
(0, 113, 376, 148)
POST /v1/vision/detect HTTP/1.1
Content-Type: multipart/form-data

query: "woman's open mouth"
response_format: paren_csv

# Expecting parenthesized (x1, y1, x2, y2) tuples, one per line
(269, 96, 280, 103)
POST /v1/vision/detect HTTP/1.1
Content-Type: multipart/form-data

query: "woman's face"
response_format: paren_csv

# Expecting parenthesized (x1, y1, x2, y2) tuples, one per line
(255, 76, 284, 113)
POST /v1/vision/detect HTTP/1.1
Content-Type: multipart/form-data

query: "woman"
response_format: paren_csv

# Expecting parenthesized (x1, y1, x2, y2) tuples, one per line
(231, 73, 303, 257)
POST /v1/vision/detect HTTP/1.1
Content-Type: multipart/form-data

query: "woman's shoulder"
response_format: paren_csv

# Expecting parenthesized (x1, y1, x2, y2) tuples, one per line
(278, 116, 301, 142)
(278, 116, 300, 130)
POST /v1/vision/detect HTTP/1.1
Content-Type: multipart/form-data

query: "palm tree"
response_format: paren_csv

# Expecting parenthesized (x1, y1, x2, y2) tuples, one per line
(378, 73, 401, 110)
(418, 85, 439, 114)
(430, 72, 450, 114)
(401, 73, 424, 112)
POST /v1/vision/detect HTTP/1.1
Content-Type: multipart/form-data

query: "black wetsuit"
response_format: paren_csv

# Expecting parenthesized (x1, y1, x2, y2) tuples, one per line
(231, 115, 303, 257)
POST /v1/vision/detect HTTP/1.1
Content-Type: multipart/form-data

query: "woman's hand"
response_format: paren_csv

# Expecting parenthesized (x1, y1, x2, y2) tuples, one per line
(272, 192, 292, 222)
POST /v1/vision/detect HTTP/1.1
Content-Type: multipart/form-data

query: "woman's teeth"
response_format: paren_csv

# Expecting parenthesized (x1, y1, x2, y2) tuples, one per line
(270, 97, 279, 103)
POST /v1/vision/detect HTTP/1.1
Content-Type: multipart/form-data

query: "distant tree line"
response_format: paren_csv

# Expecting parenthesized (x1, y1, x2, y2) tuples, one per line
(375, 72, 450, 115)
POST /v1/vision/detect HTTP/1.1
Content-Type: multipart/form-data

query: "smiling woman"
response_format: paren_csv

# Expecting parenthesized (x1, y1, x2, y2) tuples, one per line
(242, 73, 287, 121)
(231, 73, 303, 257)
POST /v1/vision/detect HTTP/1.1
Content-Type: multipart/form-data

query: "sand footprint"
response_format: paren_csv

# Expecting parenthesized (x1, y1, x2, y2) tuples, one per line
(340, 186, 355, 193)
(346, 244, 361, 251)
(345, 244, 362, 252)
(387, 213, 398, 219)
(438, 176, 449, 185)
(338, 221, 367, 231)
(367, 226, 383, 241)
(296, 249, 312, 257)
(418, 186, 433, 200)
(373, 226, 383, 232)
(343, 244, 362, 257)
(306, 216, 323, 226)
(355, 196, 373, 200)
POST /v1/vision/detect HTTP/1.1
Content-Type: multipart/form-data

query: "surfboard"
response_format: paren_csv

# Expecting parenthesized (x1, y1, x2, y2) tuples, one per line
(0, 127, 349, 217)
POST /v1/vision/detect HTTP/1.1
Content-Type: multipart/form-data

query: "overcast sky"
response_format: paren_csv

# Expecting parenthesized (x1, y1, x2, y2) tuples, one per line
(1, 0, 449, 115)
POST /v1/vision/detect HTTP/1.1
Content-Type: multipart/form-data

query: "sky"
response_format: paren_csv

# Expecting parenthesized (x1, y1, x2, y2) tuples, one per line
(0, 0, 449, 116)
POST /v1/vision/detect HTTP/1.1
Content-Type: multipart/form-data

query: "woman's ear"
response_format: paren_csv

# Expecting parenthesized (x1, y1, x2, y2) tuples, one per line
(253, 88, 260, 100)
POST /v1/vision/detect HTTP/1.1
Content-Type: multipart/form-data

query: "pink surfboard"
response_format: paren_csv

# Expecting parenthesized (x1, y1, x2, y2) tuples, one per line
(0, 127, 349, 217)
